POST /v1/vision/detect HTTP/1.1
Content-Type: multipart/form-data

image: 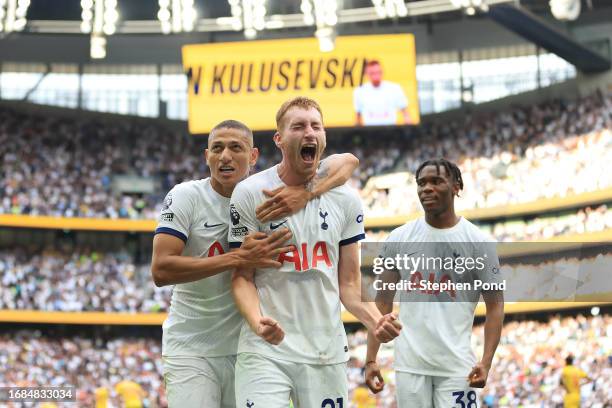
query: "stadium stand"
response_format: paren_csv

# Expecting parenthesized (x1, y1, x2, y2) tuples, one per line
(1, 313, 610, 407)
(2, 91, 611, 221)
(2, 1, 612, 405)
(365, 204, 612, 242)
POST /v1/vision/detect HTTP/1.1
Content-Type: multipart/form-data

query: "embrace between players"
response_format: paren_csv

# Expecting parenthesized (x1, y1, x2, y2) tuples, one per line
(151, 96, 504, 408)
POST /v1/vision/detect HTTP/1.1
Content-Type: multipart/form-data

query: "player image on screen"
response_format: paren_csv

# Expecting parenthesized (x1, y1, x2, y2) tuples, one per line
(353, 60, 411, 126)
(365, 158, 505, 408)
(561, 355, 593, 408)
(229, 96, 402, 408)
(151, 119, 359, 408)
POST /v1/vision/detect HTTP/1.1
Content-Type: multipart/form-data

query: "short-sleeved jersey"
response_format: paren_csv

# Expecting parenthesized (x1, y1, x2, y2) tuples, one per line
(562, 365, 587, 395)
(381, 217, 502, 377)
(353, 81, 408, 125)
(228, 165, 365, 365)
(155, 178, 241, 357)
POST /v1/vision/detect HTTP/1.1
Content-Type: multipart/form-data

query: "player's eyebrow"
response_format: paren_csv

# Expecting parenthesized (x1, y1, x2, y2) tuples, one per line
(417, 175, 445, 183)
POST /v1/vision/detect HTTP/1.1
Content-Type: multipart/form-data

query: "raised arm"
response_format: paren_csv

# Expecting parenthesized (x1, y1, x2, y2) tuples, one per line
(256, 153, 359, 222)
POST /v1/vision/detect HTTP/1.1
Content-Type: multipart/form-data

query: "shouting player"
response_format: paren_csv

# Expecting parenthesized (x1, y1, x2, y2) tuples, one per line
(365, 158, 505, 408)
(229, 96, 401, 408)
(151, 119, 359, 408)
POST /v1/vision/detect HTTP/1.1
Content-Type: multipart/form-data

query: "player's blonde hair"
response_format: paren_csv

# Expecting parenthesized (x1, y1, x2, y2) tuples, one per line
(275, 96, 323, 130)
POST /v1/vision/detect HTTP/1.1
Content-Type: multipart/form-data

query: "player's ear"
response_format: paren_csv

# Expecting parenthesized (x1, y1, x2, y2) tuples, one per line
(204, 148, 210, 166)
(250, 147, 259, 166)
(273, 131, 282, 148)
(453, 181, 461, 197)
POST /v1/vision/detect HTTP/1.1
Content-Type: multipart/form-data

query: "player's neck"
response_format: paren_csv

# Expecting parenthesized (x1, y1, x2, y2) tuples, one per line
(424, 210, 460, 229)
(277, 160, 315, 186)
(210, 177, 234, 198)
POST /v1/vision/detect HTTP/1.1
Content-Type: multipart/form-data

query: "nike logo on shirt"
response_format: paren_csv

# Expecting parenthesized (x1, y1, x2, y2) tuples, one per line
(204, 222, 224, 228)
(270, 220, 288, 230)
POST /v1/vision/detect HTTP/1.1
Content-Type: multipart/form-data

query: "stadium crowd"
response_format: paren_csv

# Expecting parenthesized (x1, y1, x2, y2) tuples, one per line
(0, 247, 170, 312)
(0, 331, 166, 407)
(3, 241, 611, 312)
(365, 204, 612, 243)
(365, 105, 612, 216)
(1, 91, 611, 219)
(1, 314, 610, 407)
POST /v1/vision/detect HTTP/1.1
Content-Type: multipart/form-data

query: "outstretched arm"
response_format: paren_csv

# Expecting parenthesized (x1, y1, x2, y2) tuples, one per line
(256, 153, 359, 222)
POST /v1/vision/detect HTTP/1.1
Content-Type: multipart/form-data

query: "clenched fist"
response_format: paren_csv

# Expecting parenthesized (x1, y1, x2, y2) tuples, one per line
(256, 317, 285, 345)
(374, 313, 402, 343)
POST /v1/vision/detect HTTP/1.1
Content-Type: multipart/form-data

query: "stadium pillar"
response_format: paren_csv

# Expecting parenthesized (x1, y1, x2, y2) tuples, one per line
(459, 50, 465, 106)
(157, 64, 165, 119)
(78, 64, 83, 110)
(536, 46, 542, 89)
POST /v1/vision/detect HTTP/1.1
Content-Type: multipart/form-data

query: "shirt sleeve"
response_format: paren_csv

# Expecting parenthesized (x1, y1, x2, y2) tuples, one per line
(154, 183, 193, 243)
(228, 182, 259, 249)
(340, 187, 366, 246)
(475, 239, 503, 288)
(394, 83, 408, 110)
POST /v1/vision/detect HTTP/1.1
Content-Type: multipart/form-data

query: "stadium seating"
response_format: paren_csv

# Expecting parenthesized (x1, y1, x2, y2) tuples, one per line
(1, 91, 611, 220)
(1, 314, 610, 407)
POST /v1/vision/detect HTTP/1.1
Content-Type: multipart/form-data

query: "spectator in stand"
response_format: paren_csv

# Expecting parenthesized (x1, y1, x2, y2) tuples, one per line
(2, 314, 610, 407)
(2, 92, 612, 220)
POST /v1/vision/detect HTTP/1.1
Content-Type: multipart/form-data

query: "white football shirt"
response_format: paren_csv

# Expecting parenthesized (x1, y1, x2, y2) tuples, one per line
(353, 81, 408, 125)
(381, 217, 502, 377)
(155, 178, 242, 357)
(228, 165, 365, 365)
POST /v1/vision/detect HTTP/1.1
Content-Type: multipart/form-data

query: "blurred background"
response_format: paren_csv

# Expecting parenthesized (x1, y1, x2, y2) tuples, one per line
(1, 0, 612, 406)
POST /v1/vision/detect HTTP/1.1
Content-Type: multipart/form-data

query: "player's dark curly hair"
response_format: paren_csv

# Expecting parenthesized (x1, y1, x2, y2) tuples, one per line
(415, 158, 464, 191)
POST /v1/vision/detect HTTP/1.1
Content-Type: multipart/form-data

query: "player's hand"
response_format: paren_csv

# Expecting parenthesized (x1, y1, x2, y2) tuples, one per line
(374, 313, 402, 343)
(238, 230, 293, 268)
(256, 186, 312, 222)
(365, 361, 385, 394)
(256, 317, 285, 345)
(467, 362, 490, 388)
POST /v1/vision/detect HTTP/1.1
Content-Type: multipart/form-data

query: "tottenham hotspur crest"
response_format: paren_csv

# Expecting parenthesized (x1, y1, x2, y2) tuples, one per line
(319, 208, 329, 230)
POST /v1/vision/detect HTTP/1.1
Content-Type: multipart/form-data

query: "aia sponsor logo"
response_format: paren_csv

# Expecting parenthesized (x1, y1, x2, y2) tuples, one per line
(278, 242, 332, 271)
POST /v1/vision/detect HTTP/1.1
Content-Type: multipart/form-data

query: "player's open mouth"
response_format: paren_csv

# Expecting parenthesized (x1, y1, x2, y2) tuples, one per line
(219, 165, 235, 175)
(300, 144, 317, 163)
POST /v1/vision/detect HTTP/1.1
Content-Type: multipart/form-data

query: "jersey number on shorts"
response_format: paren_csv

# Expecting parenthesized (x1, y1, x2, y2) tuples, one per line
(321, 397, 343, 408)
(452, 391, 477, 408)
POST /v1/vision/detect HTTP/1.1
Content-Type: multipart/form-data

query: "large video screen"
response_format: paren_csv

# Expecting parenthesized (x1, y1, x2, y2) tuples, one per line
(182, 34, 419, 133)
